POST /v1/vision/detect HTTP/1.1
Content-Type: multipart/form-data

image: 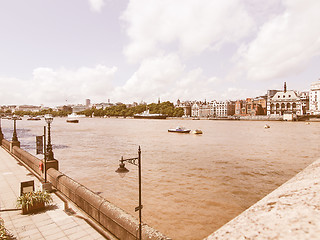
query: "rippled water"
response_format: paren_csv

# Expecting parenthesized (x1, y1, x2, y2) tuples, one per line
(1, 117, 319, 239)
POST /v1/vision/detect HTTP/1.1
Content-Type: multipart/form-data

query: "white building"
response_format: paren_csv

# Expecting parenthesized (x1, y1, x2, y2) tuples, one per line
(211, 100, 235, 117)
(191, 101, 210, 117)
(309, 80, 320, 115)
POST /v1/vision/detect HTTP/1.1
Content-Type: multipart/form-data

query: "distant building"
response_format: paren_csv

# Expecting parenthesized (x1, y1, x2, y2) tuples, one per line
(191, 101, 211, 117)
(235, 100, 246, 115)
(93, 102, 114, 109)
(245, 97, 267, 116)
(72, 105, 87, 113)
(234, 97, 266, 116)
(1, 105, 17, 113)
(309, 80, 320, 115)
(16, 105, 42, 112)
(86, 99, 91, 108)
(267, 82, 305, 116)
(176, 100, 192, 117)
(211, 100, 235, 117)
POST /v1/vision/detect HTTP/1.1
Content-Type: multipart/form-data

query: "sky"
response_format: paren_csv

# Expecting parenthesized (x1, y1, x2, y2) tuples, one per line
(0, 0, 319, 107)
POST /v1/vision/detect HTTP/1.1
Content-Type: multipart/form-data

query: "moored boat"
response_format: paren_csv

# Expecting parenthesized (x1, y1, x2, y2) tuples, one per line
(27, 116, 41, 121)
(66, 119, 79, 123)
(168, 126, 191, 133)
(134, 110, 166, 119)
(192, 129, 203, 134)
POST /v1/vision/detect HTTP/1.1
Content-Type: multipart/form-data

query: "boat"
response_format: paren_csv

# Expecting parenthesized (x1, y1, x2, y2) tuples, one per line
(67, 113, 86, 118)
(264, 124, 270, 129)
(168, 126, 191, 133)
(192, 129, 203, 134)
(134, 110, 166, 119)
(27, 116, 41, 121)
(66, 119, 79, 123)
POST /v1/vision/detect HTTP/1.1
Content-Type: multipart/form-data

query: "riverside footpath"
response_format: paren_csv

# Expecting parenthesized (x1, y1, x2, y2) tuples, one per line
(0, 146, 108, 240)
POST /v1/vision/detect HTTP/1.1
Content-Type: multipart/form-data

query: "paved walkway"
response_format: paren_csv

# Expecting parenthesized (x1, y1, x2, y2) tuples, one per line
(0, 146, 107, 240)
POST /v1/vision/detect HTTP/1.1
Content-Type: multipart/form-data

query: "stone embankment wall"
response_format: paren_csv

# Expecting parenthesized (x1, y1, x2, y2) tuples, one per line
(0, 139, 169, 240)
(205, 158, 320, 240)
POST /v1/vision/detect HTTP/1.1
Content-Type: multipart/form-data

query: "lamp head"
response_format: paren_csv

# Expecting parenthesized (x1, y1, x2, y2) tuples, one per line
(45, 114, 53, 124)
(115, 161, 129, 178)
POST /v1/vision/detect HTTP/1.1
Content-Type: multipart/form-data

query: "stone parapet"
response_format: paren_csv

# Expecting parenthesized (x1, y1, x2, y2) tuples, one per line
(205, 158, 320, 240)
(47, 168, 170, 240)
(2, 140, 170, 240)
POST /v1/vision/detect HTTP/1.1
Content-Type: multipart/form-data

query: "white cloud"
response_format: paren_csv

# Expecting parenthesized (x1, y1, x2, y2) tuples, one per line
(235, 0, 320, 81)
(88, 0, 105, 12)
(121, 0, 255, 63)
(111, 54, 219, 102)
(0, 65, 117, 106)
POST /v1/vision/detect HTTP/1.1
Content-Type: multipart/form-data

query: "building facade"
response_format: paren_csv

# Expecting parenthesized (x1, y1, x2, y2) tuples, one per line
(309, 80, 320, 115)
(211, 100, 235, 117)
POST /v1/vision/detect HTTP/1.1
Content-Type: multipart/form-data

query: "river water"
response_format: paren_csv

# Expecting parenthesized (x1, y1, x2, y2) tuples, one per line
(1, 117, 319, 239)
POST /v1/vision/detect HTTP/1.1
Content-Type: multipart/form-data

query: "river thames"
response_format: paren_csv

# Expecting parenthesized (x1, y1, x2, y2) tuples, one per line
(1, 117, 319, 239)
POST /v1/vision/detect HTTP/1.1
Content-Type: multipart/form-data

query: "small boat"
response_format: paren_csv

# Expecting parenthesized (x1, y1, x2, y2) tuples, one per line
(168, 126, 191, 133)
(67, 113, 86, 118)
(27, 116, 41, 121)
(264, 124, 270, 129)
(192, 129, 203, 134)
(66, 119, 79, 123)
(134, 110, 166, 119)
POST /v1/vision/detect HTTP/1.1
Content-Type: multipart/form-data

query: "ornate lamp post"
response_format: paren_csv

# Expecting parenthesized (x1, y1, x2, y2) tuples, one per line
(44, 114, 54, 161)
(0, 115, 3, 144)
(116, 146, 142, 240)
(12, 115, 19, 142)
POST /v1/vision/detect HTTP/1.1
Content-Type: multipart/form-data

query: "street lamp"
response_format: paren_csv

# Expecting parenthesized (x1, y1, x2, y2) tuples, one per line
(44, 114, 54, 161)
(12, 115, 19, 142)
(115, 146, 142, 240)
(0, 115, 3, 143)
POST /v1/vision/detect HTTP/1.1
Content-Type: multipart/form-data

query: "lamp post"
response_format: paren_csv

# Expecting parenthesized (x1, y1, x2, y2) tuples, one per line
(44, 114, 54, 161)
(12, 115, 19, 142)
(115, 146, 142, 240)
(0, 116, 3, 144)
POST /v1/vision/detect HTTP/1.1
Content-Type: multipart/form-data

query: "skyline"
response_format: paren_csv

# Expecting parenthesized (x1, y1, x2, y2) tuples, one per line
(0, 0, 319, 107)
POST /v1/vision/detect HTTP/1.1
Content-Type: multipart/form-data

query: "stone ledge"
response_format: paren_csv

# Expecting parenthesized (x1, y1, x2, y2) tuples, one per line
(205, 158, 320, 240)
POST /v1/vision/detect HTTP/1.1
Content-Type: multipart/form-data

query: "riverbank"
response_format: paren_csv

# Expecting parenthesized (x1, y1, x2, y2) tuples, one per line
(205, 157, 320, 239)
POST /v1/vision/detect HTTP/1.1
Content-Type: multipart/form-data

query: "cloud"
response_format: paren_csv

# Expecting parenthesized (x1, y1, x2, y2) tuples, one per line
(88, 0, 105, 12)
(235, 0, 320, 81)
(121, 0, 255, 63)
(0, 65, 117, 106)
(111, 54, 220, 102)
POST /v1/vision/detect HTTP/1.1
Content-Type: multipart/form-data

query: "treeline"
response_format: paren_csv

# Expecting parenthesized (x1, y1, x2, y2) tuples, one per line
(1, 101, 184, 118)
(1, 106, 73, 117)
(79, 101, 184, 117)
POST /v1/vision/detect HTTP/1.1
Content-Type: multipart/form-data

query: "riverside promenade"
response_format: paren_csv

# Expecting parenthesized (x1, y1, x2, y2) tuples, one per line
(205, 157, 320, 240)
(0, 146, 110, 240)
